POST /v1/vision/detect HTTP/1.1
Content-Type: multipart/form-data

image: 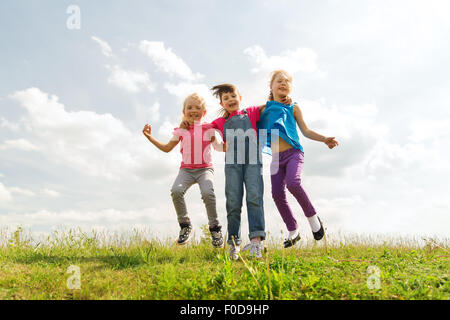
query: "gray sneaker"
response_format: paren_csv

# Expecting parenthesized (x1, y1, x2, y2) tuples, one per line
(228, 245, 240, 260)
(210, 226, 224, 248)
(242, 242, 263, 258)
(177, 223, 192, 245)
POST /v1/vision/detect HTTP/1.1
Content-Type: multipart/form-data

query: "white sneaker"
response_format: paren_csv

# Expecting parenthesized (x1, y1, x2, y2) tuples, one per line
(229, 245, 240, 260)
(242, 242, 263, 259)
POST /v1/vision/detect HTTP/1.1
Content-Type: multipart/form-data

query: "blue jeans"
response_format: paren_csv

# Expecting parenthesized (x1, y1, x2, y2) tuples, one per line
(225, 163, 265, 245)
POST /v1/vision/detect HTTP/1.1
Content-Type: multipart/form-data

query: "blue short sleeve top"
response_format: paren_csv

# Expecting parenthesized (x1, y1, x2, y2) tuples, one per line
(257, 100, 304, 155)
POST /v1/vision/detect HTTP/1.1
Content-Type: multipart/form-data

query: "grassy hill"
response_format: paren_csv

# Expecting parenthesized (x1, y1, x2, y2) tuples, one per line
(0, 227, 448, 300)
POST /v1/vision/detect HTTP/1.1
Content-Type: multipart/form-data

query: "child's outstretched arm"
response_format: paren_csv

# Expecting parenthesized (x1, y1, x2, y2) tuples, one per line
(258, 104, 266, 115)
(293, 104, 339, 149)
(142, 124, 180, 153)
(211, 135, 227, 152)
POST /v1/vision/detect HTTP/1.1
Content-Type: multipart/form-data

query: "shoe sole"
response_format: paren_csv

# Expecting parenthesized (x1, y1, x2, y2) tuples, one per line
(313, 217, 325, 241)
(177, 237, 191, 245)
(313, 231, 324, 241)
(284, 234, 301, 248)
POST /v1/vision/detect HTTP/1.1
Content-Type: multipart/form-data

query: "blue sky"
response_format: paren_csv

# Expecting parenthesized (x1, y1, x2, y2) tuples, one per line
(1, 0, 449, 241)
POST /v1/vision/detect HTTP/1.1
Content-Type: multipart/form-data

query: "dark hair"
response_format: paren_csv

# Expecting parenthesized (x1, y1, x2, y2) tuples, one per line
(210, 84, 240, 118)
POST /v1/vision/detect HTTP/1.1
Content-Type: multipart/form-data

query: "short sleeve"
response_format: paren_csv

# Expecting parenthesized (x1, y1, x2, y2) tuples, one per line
(172, 127, 190, 141)
(202, 123, 215, 141)
(172, 128, 182, 137)
(210, 118, 225, 138)
(246, 106, 260, 122)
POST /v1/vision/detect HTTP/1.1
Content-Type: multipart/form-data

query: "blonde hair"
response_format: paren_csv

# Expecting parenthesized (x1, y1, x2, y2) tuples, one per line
(182, 93, 206, 121)
(268, 69, 293, 101)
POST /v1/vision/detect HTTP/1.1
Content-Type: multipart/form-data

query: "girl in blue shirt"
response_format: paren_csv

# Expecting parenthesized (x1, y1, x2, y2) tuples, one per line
(258, 70, 338, 248)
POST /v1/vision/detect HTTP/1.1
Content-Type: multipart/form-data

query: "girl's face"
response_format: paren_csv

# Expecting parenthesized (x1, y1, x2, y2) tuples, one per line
(183, 98, 206, 124)
(220, 90, 242, 114)
(271, 73, 292, 98)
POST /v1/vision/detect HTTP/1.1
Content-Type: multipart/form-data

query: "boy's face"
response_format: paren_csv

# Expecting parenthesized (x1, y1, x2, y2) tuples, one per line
(183, 97, 206, 124)
(271, 73, 292, 98)
(220, 90, 241, 114)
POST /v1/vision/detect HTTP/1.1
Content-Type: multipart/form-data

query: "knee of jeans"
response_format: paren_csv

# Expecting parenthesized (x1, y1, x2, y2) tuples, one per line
(201, 190, 216, 201)
(246, 187, 263, 205)
(247, 196, 262, 209)
(271, 188, 286, 201)
(286, 178, 302, 192)
(171, 186, 185, 198)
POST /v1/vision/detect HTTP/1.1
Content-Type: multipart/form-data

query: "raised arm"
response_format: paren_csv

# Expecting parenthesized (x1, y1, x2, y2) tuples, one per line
(258, 104, 266, 115)
(260, 96, 293, 115)
(142, 124, 180, 153)
(293, 104, 338, 149)
(210, 136, 227, 152)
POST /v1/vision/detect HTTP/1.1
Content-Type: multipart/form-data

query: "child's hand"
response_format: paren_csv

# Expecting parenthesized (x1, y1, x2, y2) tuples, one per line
(324, 137, 339, 149)
(280, 96, 292, 105)
(179, 120, 190, 130)
(143, 124, 152, 138)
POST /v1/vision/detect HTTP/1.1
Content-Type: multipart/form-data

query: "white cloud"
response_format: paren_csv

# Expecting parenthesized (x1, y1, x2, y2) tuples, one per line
(0, 139, 39, 151)
(139, 41, 203, 81)
(9, 187, 35, 197)
(149, 102, 160, 123)
(0, 182, 35, 205)
(136, 101, 161, 124)
(409, 118, 450, 143)
(42, 189, 60, 197)
(164, 82, 221, 122)
(106, 64, 155, 93)
(8, 87, 170, 181)
(1, 117, 20, 131)
(157, 119, 178, 141)
(0, 183, 12, 202)
(244, 45, 324, 76)
(0, 208, 177, 239)
(137, 41, 221, 122)
(91, 36, 114, 58)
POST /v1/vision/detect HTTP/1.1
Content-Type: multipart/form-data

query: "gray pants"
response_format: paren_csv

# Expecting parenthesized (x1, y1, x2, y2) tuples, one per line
(170, 168, 219, 226)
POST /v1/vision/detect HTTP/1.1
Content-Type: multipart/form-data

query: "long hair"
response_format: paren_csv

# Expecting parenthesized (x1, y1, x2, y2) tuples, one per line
(268, 69, 293, 101)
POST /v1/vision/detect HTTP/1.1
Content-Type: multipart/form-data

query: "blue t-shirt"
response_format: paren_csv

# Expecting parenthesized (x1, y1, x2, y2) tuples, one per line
(257, 100, 304, 155)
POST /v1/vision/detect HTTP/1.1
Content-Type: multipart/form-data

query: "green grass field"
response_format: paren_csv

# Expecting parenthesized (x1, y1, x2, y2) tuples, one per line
(0, 227, 448, 300)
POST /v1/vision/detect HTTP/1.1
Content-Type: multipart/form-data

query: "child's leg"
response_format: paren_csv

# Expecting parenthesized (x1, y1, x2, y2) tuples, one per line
(244, 163, 266, 241)
(284, 150, 317, 218)
(225, 164, 244, 246)
(270, 156, 298, 232)
(195, 168, 219, 227)
(170, 169, 196, 224)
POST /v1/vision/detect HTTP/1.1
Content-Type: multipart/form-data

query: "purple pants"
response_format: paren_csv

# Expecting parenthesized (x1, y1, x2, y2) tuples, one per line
(270, 148, 316, 231)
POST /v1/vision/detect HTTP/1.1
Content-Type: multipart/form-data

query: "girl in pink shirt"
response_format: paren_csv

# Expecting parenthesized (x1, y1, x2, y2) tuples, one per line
(143, 93, 225, 247)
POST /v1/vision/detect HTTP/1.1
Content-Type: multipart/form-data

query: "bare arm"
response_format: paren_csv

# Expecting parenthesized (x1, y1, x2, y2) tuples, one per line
(143, 124, 180, 153)
(258, 104, 266, 115)
(210, 136, 227, 152)
(260, 96, 292, 115)
(293, 104, 339, 149)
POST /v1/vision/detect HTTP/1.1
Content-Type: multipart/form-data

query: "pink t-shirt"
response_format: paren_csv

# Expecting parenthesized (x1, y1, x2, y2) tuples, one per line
(172, 122, 215, 169)
(211, 106, 260, 141)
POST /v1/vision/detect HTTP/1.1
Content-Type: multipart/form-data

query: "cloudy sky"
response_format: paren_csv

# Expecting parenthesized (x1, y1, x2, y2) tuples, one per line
(1, 0, 449, 241)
